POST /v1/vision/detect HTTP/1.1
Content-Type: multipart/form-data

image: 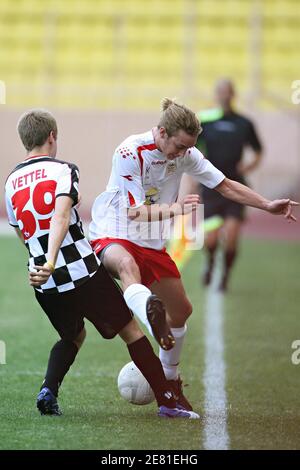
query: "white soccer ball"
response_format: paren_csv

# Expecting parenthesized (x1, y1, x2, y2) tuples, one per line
(117, 361, 155, 405)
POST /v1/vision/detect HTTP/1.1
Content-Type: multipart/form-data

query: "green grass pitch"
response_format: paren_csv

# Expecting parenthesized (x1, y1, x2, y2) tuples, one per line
(0, 235, 300, 450)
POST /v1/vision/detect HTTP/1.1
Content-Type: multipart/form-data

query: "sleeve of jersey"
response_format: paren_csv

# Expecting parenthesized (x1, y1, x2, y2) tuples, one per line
(5, 191, 18, 227)
(55, 163, 79, 206)
(113, 149, 146, 208)
(247, 121, 263, 152)
(184, 148, 225, 189)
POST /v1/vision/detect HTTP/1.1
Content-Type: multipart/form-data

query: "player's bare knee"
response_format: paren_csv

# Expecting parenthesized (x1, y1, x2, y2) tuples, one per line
(73, 327, 86, 350)
(118, 256, 140, 279)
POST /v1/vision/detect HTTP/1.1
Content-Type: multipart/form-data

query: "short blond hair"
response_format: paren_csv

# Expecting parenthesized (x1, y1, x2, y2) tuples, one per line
(17, 109, 57, 151)
(158, 98, 201, 137)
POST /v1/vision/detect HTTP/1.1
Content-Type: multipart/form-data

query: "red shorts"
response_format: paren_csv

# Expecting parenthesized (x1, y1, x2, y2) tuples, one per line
(90, 238, 181, 287)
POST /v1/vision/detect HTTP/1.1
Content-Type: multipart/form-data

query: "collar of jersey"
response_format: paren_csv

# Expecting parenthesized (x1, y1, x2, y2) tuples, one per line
(151, 147, 165, 159)
(24, 154, 51, 161)
(149, 129, 165, 159)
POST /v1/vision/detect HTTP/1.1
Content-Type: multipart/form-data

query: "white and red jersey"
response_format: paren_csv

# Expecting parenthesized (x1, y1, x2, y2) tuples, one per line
(89, 130, 225, 250)
(5, 155, 99, 294)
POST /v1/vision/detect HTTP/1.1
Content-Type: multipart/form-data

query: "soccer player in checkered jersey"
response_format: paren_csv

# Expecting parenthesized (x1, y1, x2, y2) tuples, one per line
(89, 98, 298, 411)
(4, 109, 200, 419)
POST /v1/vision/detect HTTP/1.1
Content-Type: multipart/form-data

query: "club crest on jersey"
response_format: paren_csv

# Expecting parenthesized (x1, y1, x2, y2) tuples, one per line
(166, 161, 177, 175)
(145, 187, 159, 205)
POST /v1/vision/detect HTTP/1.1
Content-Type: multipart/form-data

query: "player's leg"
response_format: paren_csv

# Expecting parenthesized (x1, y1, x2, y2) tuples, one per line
(119, 320, 198, 419)
(100, 243, 174, 350)
(220, 216, 242, 291)
(86, 266, 199, 418)
(101, 243, 141, 289)
(150, 277, 194, 410)
(202, 197, 223, 286)
(118, 319, 176, 408)
(35, 291, 87, 415)
(203, 227, 221, 286)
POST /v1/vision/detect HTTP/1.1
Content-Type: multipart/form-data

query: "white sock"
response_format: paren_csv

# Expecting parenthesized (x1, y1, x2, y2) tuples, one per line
(123, 283, 153, 336)
(159, 325, 187, 380)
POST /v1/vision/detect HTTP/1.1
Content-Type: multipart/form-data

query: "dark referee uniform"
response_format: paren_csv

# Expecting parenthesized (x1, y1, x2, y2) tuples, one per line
(5, 155, 132, 341)
(197, 108, 263, 220)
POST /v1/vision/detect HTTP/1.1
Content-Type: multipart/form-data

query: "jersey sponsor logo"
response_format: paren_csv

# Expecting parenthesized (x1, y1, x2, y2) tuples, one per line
(122, 175, 133, 181)
(151, 160, 167, 165)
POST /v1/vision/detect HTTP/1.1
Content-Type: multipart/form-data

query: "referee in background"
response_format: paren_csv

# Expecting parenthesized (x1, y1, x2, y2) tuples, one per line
(197, 79, 263, 291)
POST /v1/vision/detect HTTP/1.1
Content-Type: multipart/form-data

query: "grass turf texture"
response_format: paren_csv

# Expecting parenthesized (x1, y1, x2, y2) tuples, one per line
(0, 235, 299, 449)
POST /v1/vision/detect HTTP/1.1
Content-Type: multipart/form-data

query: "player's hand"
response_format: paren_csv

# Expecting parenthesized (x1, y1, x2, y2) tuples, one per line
(266, 199, 299, 222)
(29, 263, 54, 287)
(181, 194, 201, 215)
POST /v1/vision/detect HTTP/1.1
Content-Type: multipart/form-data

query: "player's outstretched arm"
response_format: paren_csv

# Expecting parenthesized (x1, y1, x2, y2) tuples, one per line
(128, 194, 200, 222)
(29, 196, 73, 287)
(216, 178, 299, 222)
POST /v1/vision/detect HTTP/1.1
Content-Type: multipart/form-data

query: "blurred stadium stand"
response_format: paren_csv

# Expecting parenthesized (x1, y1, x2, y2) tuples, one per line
(1, 0, 299, 222)
(0, 0, 299, 108)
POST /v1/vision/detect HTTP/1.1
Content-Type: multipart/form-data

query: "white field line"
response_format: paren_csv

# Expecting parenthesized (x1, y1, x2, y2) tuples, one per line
(203, 258, 229, 450)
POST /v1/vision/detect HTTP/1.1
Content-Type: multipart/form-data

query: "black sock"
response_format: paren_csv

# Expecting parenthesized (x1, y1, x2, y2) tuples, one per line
(41, 340, 78, 397)
(224, 249, 237, 277)
(127, 336, 176, 408)
(207, 244, 217, 270)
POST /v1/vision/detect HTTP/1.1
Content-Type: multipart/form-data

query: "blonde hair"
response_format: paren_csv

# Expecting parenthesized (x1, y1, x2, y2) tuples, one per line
(17, 109, 57, 151)
(158, 98, 201, 137)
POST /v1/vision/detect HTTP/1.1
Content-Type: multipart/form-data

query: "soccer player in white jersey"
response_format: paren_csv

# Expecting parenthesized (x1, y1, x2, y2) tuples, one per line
(5, 109, 200, 419)
(90, 98, 298, 411)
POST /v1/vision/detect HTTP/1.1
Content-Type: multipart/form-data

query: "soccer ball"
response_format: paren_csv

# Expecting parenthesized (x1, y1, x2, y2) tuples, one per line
(117, 361, 155, 405)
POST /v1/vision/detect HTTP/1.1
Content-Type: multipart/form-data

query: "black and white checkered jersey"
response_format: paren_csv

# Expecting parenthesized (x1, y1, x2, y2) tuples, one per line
(5, 155, 100, 294)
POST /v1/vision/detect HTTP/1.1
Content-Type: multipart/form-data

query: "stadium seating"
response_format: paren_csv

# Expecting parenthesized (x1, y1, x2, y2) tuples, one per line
(0, 0, 299, 108)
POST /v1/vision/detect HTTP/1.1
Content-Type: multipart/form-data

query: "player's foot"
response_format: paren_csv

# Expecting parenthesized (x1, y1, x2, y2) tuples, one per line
(146, 295, 175, 351)
(158, 406, 200, 419)
(36, 387, 62, 416)
(167, 376, 193, 411)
